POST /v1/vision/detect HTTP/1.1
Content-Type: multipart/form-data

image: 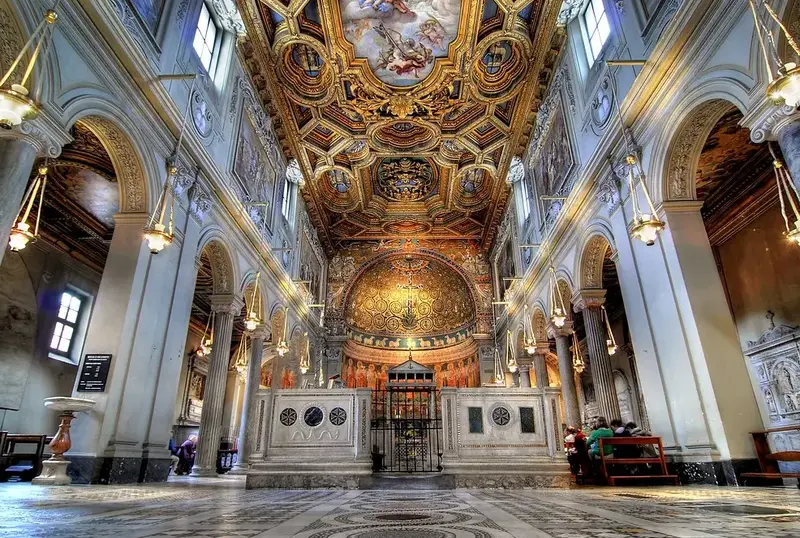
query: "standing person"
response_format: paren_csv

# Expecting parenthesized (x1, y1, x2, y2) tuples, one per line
(168, 430, 180, 475)
(176, 435, 197, 475)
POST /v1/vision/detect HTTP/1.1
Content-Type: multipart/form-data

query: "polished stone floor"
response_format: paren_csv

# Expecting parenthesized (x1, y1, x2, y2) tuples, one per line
(1, 479, 799, 538)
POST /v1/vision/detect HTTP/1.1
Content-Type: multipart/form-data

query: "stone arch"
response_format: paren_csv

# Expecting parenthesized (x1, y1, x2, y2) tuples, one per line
(550, 274, 574, 322)
(62, 98, 162, 214)
(577, 233, 614, 291)
(240, 270, 267, 321)
(196, 230, 237, 295)
(656, 95, 741, 203)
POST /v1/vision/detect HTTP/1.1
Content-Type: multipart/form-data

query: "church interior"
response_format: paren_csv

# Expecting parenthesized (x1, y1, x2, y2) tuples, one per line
(2, 0, 800, 536)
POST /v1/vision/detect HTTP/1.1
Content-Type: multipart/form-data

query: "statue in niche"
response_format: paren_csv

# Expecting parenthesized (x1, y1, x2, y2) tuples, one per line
(189, 373, 205, 400)
(785, 393, 797, 412)
(777, 365, 796, 395)
(765, 389, 777, 414)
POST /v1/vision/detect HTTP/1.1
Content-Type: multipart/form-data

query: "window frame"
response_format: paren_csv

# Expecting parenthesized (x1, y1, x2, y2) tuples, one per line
(49, 290, 86, 362)
(281, 174, 296, 224)
(192, 1, 223, 77)
(581, 0, 611, 67)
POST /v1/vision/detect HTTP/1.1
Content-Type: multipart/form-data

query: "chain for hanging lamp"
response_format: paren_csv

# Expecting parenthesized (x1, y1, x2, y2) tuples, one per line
(8, 163, 48, 252)
(626, 154, 665, 246)
(549, 267, 567, 328)
(601, 305, 618, 356)
(244, 272, 262, 331)
(571, 332, 585, 374)
(749, 0, 800, 107)
(505, 329, 518, 373)
(300, 332, 311, 374)
(196, 311, 215, 357)
(523, 304, 537, 355)
(276, 308, 290, 357)
(769, 142, 800, 245)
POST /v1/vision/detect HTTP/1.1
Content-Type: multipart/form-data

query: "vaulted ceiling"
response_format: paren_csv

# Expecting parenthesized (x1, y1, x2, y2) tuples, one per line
(239, 0, 562, 251)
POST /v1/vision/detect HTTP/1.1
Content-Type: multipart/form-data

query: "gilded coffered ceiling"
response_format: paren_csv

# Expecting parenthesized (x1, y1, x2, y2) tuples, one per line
(238, 0, 562, 250)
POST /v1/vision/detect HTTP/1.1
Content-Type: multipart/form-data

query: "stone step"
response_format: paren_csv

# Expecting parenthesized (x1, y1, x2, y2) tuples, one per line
(359, 473, 455, 490)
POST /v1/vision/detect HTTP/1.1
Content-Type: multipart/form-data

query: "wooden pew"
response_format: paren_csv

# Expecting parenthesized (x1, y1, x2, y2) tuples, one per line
(598, 436, 679, 486)
(1, 434, 49, 482)
(741, 425, 800, 488)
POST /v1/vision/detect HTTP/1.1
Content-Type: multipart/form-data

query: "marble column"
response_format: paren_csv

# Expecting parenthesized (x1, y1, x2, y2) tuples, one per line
(573, 290, 621, 421)
(548, 321, 580, 427)
(518, 362, 532, 388)
(191, 294, 243, 477)
(533, 345, 550, 389)
(228, 324, 268, 474)
(0, 139, 38, 268)
(776, 118, 800, 191)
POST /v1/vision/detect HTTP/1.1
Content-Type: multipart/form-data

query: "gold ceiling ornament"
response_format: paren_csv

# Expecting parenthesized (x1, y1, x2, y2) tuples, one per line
(144, 72, 198, 254)
(571, 332, 585, 374)
(769, 142, 800, 245)
(244, 272, 262, 332)
(0, 8, 58, 130)
(195, 311, 214, 358)
(300, 332, 311, 374)
(749, 0, 800, 107)
(276, 307, 290, 357)
(548, 267, 567, 329)
(8, 162, 49, 252)
(601, 305, 617, 356)
(523, 304, 537, 355)
(237, 0, 562, 248)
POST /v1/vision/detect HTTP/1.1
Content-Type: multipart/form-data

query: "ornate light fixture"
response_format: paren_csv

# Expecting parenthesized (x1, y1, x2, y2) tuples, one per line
(300, 332, 311, 374)
(195, 311, 214, 357)
(749, 0, 800, 107)
(0, 9, 58, 129)
(523, 304, 537, 355)
(768, 142, 800, 244)
(505, 329, 518, 374)
(606, 59, 666, 246)
(276, 308, 290, 357)
(234, 340, 249, 377)
(571, 333, 585, 374)
(8, 163, 48, 251)
(144, 73, 197, 253)
(549, 267, 567, 328)
(244, 272, 261, 332)
(602, 305, 617, 356)
(492, 347, 505, 386)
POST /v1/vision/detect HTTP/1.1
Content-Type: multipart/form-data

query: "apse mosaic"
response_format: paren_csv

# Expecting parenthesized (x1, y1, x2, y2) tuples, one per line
(340, 0, 462, 86)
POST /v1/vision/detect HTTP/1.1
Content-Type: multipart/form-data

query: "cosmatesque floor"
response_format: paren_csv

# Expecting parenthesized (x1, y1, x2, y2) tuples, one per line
(1, 478, 799, 538)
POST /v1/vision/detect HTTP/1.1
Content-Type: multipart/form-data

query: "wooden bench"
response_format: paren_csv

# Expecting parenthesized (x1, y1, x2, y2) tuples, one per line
(741, 425, 800, 488)
(598, 436, 679, 486)
(1, 434, 50, 482)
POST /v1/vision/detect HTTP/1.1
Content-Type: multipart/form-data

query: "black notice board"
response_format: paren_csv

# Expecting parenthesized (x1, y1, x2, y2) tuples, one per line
(77, 354, 112, 392)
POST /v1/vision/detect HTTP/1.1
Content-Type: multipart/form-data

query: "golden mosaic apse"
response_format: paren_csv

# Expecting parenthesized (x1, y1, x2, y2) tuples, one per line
(344, 254, 475, 339)
(238, 0, 562, 249)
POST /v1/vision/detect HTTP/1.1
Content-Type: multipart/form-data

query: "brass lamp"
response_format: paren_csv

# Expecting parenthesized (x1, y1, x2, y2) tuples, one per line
(244, 272, 261, 331)
(299, 332, 311, 374)
(749, 1, 800, 107)
(523, 304, 537, 355)
(571, 333, 585, 374)
(195, 311, 214, 357)
(626, 154, 665, 246)
(9, 164, 48, 251)
(505, 329, 518, 373)
(276, 308, 290, 357)
(549, 267, 567, 328)
(602, 305, 617, 356)
(0, 10, 58, 130)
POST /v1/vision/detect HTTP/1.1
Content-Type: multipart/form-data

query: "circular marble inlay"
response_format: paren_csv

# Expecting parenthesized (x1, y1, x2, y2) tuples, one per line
(352, 530, 452, 538)
(329, 407, 347, 426)
(280, 408, 297, 426)
(304, 406, 324, 427)
(491, 406, 511, 426)
(374, 514, 432, 521)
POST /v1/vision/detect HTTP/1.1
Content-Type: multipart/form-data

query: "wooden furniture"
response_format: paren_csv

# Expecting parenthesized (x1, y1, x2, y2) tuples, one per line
(598, 436, 679, 486)
(1, 434, 49, 482)
(741, 425, 800, 487)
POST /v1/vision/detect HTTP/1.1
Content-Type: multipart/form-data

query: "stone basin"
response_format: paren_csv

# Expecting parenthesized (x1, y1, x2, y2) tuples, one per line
(43, 396, 96, 413)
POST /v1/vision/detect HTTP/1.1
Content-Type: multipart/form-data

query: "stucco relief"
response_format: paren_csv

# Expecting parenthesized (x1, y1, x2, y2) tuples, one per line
(580, 235, 611, 290)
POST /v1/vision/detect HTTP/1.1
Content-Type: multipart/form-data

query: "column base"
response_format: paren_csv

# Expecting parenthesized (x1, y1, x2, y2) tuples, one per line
(190, 465, 219, 477)
(64, 455, 172, 484)
(32, 459, 71, 485)
(226, 463, 249, 475)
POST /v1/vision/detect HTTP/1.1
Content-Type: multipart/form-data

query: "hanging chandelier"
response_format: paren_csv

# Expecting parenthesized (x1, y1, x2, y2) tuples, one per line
(244, 272, 262, 331)
(523, 304, 537, 355)
(602, 305, 617, 356)
(505, 329, 518, 373)
(0, 9, 58, 130)
(768, 142, 800, 245)
(549, 267, 567, 328)
(144, 73, 197, 253)
(492, 347, 505, 385)
(8, 163, 48, 252)
(234, 339, 249, 376)
(300, 332, 311, 374)
(276, 308, 290, 357)
(195, 311, 214, 357)
(571, 333, 585, 374)
(749, 0, 800, 107)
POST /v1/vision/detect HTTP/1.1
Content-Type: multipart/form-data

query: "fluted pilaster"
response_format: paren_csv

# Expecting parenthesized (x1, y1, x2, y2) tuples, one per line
(191, 294, 244, 477)
(548, 321, 580, 427)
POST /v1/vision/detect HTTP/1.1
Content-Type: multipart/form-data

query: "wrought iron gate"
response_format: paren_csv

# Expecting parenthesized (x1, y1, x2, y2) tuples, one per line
(370, 387, 443, 473)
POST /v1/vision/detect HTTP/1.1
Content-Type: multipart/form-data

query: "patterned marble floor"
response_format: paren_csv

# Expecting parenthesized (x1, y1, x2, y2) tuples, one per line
(0, 481, 799, 538)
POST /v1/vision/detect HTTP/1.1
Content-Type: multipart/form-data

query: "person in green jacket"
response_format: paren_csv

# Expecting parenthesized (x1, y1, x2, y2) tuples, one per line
(587, 416, 614, 457)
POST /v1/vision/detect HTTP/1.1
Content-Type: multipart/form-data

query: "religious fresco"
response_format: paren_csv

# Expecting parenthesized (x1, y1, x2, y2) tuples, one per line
(531, 99, 574, 198)
(233, 109, 278, 233)
(130, 0, 164, 34)
(339, 0, 462, 86)
(342, 355, 480, 389)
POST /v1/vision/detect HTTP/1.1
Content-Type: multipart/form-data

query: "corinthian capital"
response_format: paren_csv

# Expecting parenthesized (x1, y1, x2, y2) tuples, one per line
(0, 113, 71, 158)
(571, 289, 606, 311)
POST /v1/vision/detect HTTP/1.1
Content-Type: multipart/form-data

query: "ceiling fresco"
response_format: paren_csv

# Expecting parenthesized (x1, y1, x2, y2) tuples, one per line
(239, 0, 562, 250)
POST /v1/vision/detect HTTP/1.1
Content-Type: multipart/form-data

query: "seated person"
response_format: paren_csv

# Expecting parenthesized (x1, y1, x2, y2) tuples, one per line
(611, 419, 641, 459)
(564, 426, 588, 475)
(587, 416, 614, 458)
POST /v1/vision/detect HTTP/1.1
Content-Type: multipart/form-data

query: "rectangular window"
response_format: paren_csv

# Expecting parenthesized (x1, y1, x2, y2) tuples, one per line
(583, 0, 610, 65)
(519, 407, 536, 433)
(281, 175, 294, 222)
(468, 407, 484, 434)
(521, 178, 532, 221)
(193, 2, 219, 73)
(50, 292, 83, 356)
